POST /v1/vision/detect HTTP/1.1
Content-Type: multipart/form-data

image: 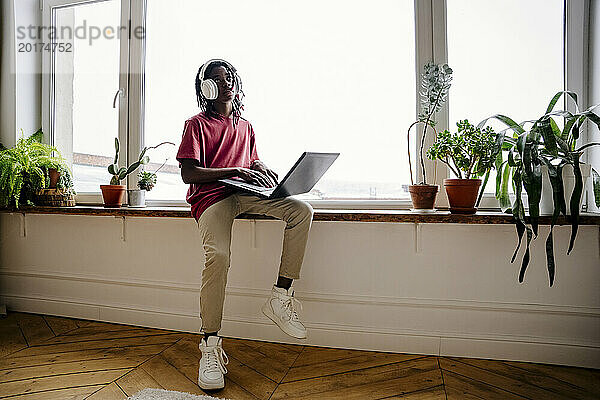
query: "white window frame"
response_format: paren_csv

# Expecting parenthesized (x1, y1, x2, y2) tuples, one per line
(566, 0, 590, 210)
(41, 0, 130, 205)
(41, 0, 590, 210)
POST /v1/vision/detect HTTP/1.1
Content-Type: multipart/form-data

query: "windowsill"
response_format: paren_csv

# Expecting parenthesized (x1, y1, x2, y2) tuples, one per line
(2, 205, 600, 225)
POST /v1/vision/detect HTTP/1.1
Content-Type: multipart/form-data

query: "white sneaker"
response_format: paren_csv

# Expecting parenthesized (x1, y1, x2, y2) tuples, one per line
(262, 285, 307, 339)
(198, 336, 229, 390)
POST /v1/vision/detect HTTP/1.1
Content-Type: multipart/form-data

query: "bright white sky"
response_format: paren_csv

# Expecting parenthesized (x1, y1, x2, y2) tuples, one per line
(447, 0, 563, 189)
(68, 1, 120, 160)
(448, 0, 563, 129)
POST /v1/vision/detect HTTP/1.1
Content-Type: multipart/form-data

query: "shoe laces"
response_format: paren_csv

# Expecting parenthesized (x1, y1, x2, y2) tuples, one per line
(281, 295, 303, 322)
(202, 343, 229, 374)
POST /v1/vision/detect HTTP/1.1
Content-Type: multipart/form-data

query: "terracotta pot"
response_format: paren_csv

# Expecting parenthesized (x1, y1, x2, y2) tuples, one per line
(48, 168, 60, 189)
(409, 184, 439, 210)
(100, 185, 126, 208)
(444, 179, 482, 214)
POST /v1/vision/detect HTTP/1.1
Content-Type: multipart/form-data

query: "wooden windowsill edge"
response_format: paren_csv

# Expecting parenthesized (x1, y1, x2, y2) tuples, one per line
(1, 205, 600, 225)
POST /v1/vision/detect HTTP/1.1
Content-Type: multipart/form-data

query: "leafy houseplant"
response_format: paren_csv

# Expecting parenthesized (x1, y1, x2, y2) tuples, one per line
(101, 138, 174, 208)
(137, 170, 158, 191)
(127, 160, 167, 208)
(427, 120, 497, 214)
(41, 157, 74, 190)
(477, 91, 600, 286)
(407, 62, 453, 210)
(0, 129, 75, 209)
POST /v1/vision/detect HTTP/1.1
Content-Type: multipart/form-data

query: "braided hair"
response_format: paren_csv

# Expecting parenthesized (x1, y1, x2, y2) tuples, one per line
(195, 60, 245, 126)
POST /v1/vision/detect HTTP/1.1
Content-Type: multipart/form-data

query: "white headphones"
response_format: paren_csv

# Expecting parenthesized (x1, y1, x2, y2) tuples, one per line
(198, 59, 237, 101)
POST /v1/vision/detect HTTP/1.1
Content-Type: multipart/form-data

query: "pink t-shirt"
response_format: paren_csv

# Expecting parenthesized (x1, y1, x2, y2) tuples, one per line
(176, 112, 259, 221)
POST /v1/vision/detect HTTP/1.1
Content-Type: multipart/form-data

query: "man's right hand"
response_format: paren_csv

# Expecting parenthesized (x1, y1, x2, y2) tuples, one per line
(235, 167, 276, 187)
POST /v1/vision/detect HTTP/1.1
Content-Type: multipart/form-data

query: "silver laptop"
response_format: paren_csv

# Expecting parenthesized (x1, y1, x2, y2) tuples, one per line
(218, 152, 339, 199)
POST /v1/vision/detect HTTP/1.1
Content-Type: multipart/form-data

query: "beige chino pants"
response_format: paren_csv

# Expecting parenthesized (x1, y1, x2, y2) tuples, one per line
(196, 193, 314, 333)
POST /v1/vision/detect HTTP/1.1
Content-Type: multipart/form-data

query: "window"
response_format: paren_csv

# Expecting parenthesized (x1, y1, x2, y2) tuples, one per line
(42, 0, 126, 196)
(144, 0, 416, 201)
(447, 0, 565, 193)
(41, 0, 587, 209)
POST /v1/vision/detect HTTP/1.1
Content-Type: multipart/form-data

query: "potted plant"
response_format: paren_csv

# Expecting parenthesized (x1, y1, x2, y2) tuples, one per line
(426, 120, 497, 214)
(477, 91, 600, 286)
(27, 129, 76, 206)
(0, 129, 75, 209)
(407, 62, 453, 210)
(101, 139, 174, 208)
(36, 157, 76, 207)
(34, 138, 75, 194)
(128, 159, 166, 207)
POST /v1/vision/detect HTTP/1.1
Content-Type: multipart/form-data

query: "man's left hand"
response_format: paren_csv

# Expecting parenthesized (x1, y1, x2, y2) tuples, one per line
(250, 160, 278, 187)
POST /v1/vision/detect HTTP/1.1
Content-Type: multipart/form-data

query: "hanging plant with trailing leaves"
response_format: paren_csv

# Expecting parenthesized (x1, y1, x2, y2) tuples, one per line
(476, 91, 600, 286)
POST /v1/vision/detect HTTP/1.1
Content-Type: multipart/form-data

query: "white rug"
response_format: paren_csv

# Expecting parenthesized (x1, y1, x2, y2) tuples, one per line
(128, 388, 230, 400)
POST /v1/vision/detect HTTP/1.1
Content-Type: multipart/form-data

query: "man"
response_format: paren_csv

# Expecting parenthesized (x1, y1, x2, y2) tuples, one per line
(176, 59, 314, 390)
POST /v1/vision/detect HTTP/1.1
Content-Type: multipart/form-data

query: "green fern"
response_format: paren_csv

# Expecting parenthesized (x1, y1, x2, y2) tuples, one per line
(0, 129, 74, 209)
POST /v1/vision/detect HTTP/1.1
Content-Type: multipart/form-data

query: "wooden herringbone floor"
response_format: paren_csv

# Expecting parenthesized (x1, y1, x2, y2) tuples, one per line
(0, 312, 598, 399)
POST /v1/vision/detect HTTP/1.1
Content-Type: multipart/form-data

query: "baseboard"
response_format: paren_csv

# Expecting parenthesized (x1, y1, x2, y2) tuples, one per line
(0, 294, 200, 332)
(2, 293, 599, 368)
(2, 267, 599, 317)
(440, 336, 600, 369)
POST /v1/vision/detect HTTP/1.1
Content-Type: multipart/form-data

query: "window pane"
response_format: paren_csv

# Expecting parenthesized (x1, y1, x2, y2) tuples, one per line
(447, 0, 564, 191)
(53, 0, 121, 193)
(144, 0, 415, 201)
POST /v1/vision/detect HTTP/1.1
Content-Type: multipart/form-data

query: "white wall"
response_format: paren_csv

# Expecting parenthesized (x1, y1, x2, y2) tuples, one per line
(1, 214, 599, 368)
(0, 0, 17, 148)
(15, 0, 42, 139)
(0, 0, 42, 147)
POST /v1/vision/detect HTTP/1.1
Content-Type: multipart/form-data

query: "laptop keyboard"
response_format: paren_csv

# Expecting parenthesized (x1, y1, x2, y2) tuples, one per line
(234, 181, 273, 192)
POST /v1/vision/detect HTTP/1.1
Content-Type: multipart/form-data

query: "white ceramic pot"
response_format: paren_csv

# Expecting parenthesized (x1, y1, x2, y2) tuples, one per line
(127, 189, 146, 208)
(540, 163, 591, 215)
